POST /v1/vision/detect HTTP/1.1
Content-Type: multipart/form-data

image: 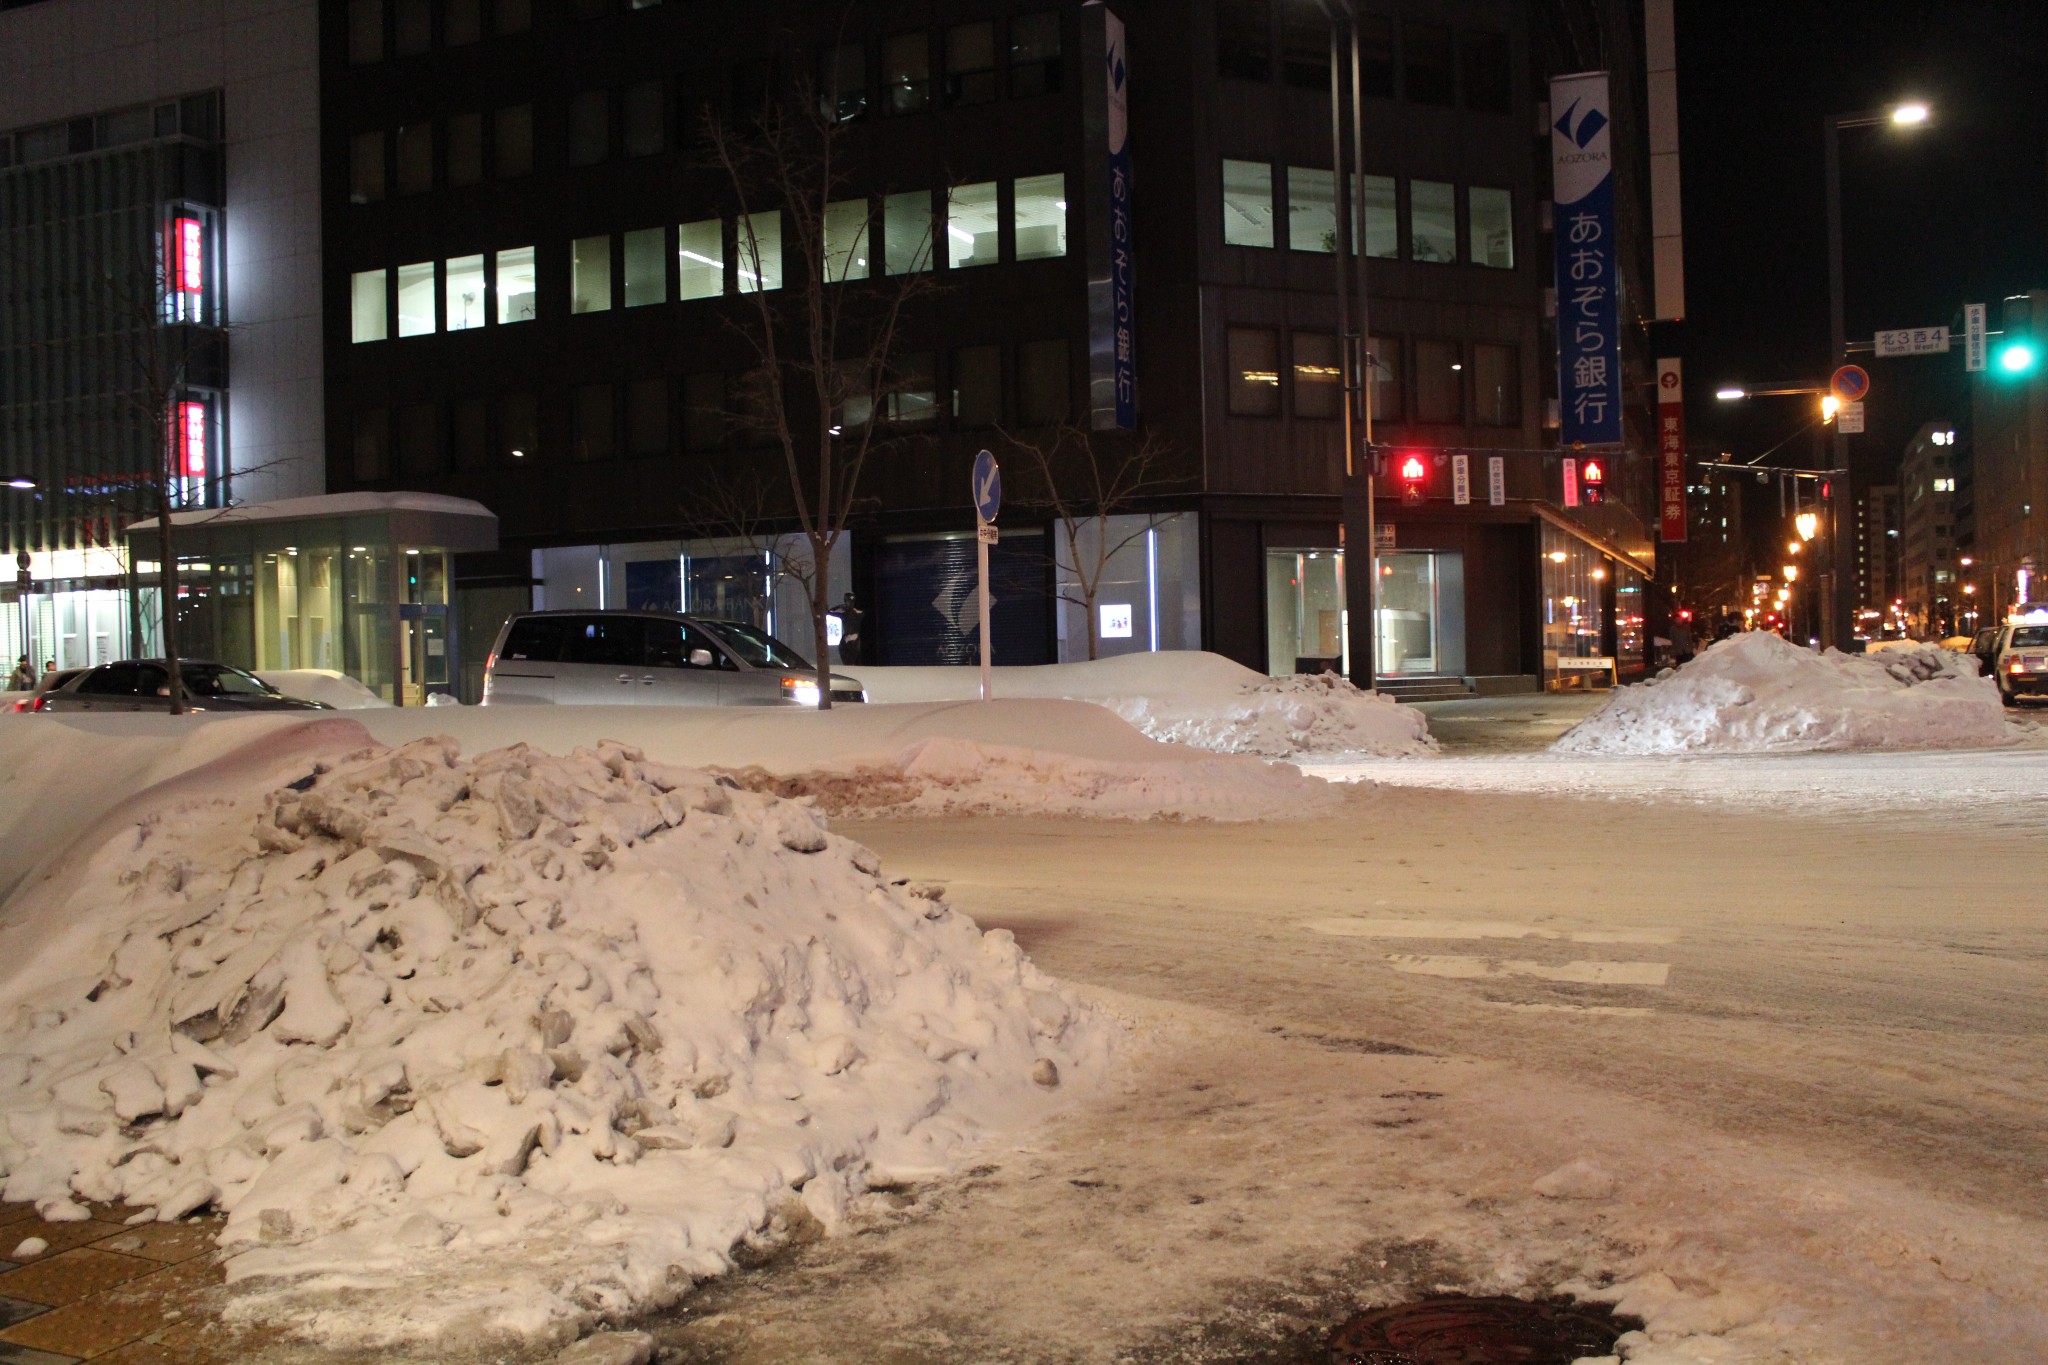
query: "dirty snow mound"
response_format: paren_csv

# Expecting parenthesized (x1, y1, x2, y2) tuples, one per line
(1554, 632, 2011, 754)
(0, 737, 1112, 1347)
(1108, 673, 1435, 759)
(720, 736, 1341, 820)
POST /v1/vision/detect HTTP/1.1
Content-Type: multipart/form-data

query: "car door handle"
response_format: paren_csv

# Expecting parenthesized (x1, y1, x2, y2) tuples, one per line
(616, 673, 633, 683)
(640, 675, 655, 684)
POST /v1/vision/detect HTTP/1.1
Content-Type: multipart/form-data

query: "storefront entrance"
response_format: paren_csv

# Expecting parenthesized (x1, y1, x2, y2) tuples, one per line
(1263, 548, 1465, 678)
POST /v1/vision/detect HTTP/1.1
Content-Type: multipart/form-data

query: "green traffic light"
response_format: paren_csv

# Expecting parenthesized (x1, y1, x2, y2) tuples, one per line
(1996, 340, 2038, 375)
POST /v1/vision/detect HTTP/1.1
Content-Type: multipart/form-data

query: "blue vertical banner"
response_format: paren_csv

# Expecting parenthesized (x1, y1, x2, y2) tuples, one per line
(1104, 11, 1135, 429)
(1550, 72, 1622, 448)
(1083, 4, 1134, 431)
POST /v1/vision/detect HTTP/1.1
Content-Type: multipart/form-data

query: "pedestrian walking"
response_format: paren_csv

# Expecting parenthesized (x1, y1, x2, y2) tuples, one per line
(7, 655, 32, 691)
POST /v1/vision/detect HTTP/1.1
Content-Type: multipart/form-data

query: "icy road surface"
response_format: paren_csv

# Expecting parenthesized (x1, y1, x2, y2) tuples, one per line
(643, 747, 2048, 1364)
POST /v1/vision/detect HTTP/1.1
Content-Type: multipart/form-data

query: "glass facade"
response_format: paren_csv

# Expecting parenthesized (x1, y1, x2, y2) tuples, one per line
(1262, 548, 1466, 678)
(1287, 166, 1337, 253)
(572, 235, 611, 312)
(496, 247, 536, 321)
(1222, 159, 1274, 247)
(622, 227, 666, 306)
(823, 200, 870, 281)
(1468, 186, 1514, 268)
(947, 182, 999, 268)
(1409, 179, 1457, 263)
(1540, 522, 1620, 689)
(396, 260, 435, 334)
(883, 191, 933, 274)
(738, 211, 782, 292)
(444, 254, 486, 330)
(1012, 173, 1067, 259)
(678, 219, 724, 298)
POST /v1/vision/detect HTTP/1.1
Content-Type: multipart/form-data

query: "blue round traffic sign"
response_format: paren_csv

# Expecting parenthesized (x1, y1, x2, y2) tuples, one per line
(972, 448, 1001, 523)
(1830, 365, 1871, 403)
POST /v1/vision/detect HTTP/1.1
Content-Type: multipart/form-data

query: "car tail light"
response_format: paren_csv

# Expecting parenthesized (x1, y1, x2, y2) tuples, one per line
(29, 695, 49, 712)
(2012, 659, 2027, 674)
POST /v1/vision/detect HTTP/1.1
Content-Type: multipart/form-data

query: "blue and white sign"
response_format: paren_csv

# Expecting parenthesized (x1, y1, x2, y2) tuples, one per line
(1104, 10, 1135, 429)
(1550, 72, 1623, 448)
(972, 448, 1001, 523)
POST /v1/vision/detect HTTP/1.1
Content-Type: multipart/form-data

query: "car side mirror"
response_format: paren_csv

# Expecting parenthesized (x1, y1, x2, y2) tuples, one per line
(689, 648, 714, 668)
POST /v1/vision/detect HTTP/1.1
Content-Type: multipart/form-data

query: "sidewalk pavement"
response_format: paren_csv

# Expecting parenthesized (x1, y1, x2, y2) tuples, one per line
(0, 1200, 251, 1365)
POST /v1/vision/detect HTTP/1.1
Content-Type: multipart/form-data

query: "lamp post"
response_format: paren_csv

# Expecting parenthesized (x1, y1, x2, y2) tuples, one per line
(1309, 0, 1378, 693)
(1823, 100, 1930, 650)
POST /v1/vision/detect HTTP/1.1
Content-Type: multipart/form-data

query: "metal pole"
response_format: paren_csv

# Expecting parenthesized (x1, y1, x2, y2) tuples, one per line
(977, 516, 992, 701)
(1349, 13, 1378, 693)
(1823, 114, 1849, 649)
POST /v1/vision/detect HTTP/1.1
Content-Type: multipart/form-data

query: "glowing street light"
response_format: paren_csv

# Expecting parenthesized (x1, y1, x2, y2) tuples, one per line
(1796, 511, 1820, 541)
(1784, 564, 1799, 583)
(1821, 395, 1841, 422)
(1715, 386, 1747, 401)
(1890, 102, 1930, 126)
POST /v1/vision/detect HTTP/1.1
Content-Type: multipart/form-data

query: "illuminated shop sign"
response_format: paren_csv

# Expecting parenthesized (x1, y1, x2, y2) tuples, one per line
(179, 400, 208, 477)
(174, 217, 204, 294)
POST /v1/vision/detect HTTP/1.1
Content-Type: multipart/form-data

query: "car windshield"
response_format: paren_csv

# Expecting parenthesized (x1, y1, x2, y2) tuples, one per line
(705, 620, 812, 671)
(2012, 626, 2048, 648)
(183, 664, 280, 697)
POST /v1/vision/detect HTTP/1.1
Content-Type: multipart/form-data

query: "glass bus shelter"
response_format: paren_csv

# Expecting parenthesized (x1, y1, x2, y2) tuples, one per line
(127, 492, 497, 705)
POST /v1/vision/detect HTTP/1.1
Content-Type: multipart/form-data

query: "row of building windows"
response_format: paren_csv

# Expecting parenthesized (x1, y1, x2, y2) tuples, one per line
(817, 12, 1063, 119)
(0, 92, 220, 170)
(1216, 2, 1512, 115)
(348, 177, 1068, 341)
(1224, 327, 1521, 428)
(349, 106, 534, 199)
(349, 339, 1075, 479)
(346, 0, 535, 65)
(1223, 160, 1513, 268)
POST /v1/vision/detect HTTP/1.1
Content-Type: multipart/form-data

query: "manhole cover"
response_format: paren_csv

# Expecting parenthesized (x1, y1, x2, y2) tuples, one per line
(1328, 1294, 1634, 1365)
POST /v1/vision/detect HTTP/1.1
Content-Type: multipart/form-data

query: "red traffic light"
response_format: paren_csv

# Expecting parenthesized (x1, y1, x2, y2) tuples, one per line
(1581, 459, 1604, 484)
(1398, 454, 1427, 483)
(1396, 452, 1428, 505)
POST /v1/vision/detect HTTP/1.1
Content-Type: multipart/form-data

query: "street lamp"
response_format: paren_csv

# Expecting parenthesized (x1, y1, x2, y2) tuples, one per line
(1824, 99, 1931, 650)
(1796, 511, 1819, 541)
(4, 479, 34, 491)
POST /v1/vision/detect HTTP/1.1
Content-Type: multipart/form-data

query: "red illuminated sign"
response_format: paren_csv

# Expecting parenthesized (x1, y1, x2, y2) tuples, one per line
(1398, 454, 1427, 482)
(179, 401, 207, 477)
(173, 217, 203, 294)
(1581, 458, 1605, 504)
(1657, 358, 1688, 542)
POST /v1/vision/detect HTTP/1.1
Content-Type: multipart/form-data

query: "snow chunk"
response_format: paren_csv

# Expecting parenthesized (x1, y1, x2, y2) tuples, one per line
(1554, 633, 2012, 755)
(0, 736, 1114, 1349)
(10, 1237, 46, 1259)
(1531, 1157, 1617, 1200)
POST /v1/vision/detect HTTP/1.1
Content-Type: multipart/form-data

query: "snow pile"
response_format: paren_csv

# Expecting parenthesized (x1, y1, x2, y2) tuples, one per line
(257, 670, 391, 710)
(1104, 672, 1435, 759)
(852, 652, 1435, 759)
(1554, 631, 2012, 755)
(0, 735, 1111, 1346)
(720, 735, 1340, 820)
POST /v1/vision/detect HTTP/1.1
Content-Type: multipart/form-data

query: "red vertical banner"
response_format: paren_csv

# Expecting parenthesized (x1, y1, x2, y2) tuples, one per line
(179, 400, 208, 477)
(1561, 456, 1580, 508)
(1657, 357, 1688, 542)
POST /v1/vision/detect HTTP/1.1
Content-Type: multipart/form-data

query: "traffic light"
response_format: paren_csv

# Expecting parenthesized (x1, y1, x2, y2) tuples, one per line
(1993, 335, 2039, 378)
(1581, 457, 1606, 505)
(1397, 452, 1428, 506)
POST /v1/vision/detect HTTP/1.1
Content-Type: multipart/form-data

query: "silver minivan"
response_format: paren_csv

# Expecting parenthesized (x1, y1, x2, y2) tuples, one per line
(480, 610, 866, 706)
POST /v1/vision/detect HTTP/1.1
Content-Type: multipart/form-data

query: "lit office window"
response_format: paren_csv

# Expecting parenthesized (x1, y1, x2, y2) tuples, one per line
(678, 219, 724, 298)
(1287, 166, 1336, 253)
(884, 33, 931, 113)
(1013, 173, 1067, 260)
(351, 268, 388, 343)
(622, 227, 667, 306)
(1222, 159, 1274, 247)
(738, 211, 783, 292)
(1468, 187, 1513, 268)
(947, 181, 999, 268)
(1227, 327, 1281, 415)
(572, 235, 612, 313)
(884, 191, 934, 274)
(444, 254, 486, 330)
(824, 199, 870, 281)
(1292, 332, 1342, 418)
(1362, 174, 1398, 258)
(495, 246, 536, 322)
(396, 261, 435, 336)
(1409, 179, 1457, 263)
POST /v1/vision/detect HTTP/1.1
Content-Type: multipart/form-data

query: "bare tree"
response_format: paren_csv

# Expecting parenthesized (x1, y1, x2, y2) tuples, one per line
(1003, 422, 1179, 661)
(701, 68, 938, 706)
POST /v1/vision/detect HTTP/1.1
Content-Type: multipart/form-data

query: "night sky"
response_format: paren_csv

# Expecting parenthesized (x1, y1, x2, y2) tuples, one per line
(1673, 0, 2048, 493)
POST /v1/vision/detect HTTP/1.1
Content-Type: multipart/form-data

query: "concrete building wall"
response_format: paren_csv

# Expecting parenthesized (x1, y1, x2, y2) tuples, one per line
(0, 0, 325, 504)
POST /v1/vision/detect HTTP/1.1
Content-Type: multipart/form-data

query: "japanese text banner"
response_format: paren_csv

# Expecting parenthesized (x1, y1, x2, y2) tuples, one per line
(1551, 72, 1622, 448)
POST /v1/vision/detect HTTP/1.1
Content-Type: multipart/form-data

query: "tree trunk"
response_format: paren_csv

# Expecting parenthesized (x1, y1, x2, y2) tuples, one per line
(810, 532, 833, 710)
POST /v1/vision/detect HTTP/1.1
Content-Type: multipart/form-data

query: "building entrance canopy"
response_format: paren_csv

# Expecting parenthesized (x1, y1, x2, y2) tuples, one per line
(127, 492, 496, 705)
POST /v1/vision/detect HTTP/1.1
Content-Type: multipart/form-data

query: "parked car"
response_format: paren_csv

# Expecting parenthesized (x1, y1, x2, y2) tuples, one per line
(25, 660, 332, 713)
(1990, 610, 2048, 706)
(5, 667, 86, 713)
(480, 610, 867, 707)
(1969, 627, 2003, 679)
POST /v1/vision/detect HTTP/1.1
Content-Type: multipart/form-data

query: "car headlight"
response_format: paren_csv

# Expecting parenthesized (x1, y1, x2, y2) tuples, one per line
(780, 676, 821, 707)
